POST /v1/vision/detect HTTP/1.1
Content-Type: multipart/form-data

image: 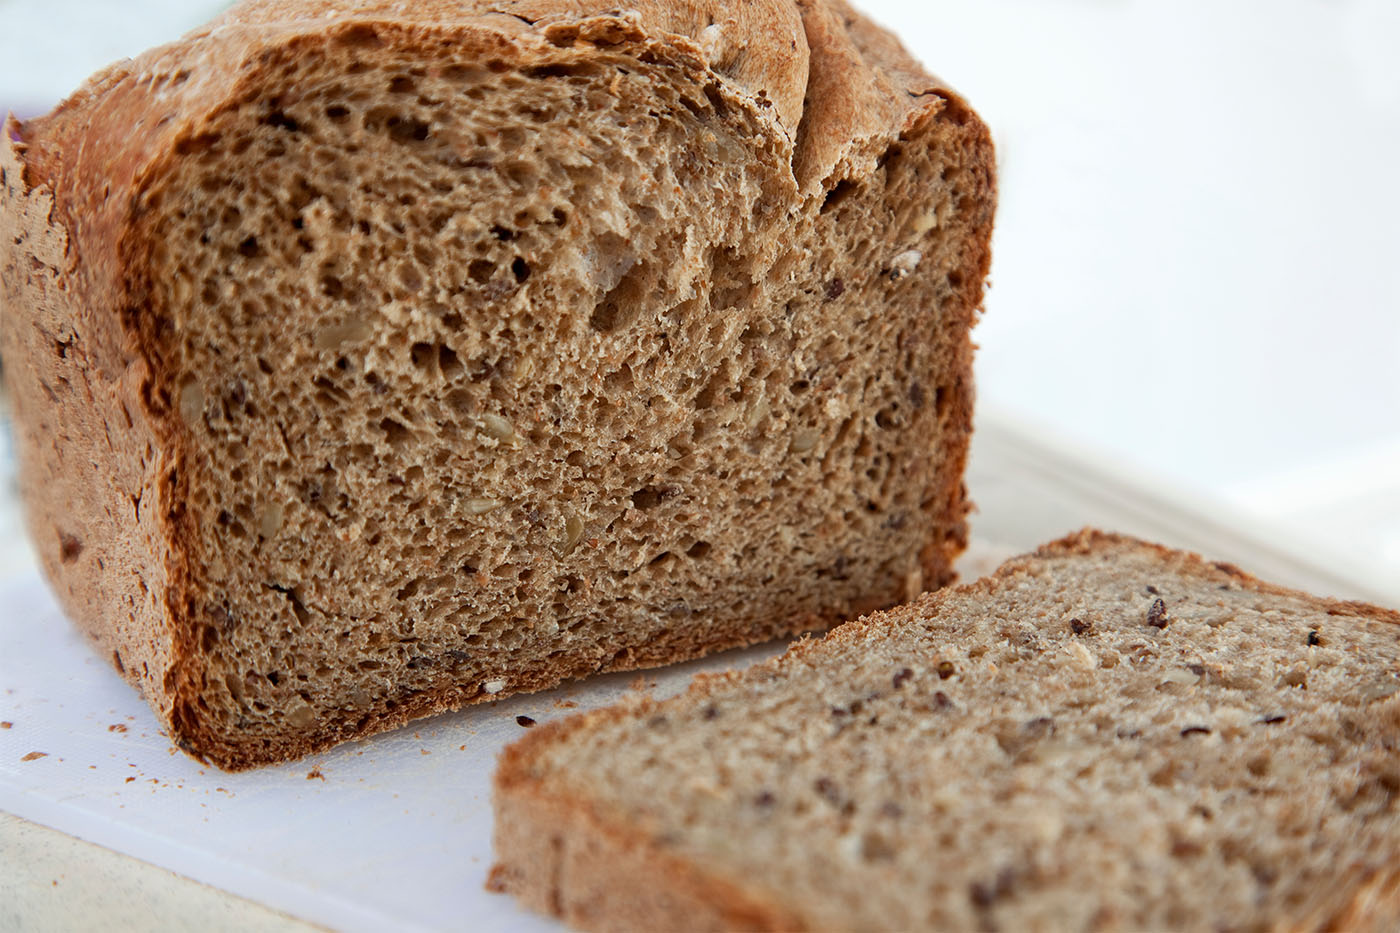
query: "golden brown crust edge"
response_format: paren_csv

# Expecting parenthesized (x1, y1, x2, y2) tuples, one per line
(7, 0, 992, 770)
(1311, 866, 1400, 933)
(489, 527, 1400, 930)
(1, 124, 182, 729)
(489, 766, 807, 932)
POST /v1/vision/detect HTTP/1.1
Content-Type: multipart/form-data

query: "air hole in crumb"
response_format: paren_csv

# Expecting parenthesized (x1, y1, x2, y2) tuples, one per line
(604, 366, 634, 394)
(388, 75, 416, 94)
(525, 63, 598, 80)
(410, 343, 436, 371)
(468, 260, 495, 284)
(511, 257, 531, 283)
(948, 270, 965, 289)
(821, 179, 857, 214)
(632, 485, 681, 510)
(693, 369, 729, 410)
(877, 142, 904, 172)
(703, 84, 728, 118)
(397, 264, 423, 292)
(379, 418, 412, 446)
(686, 541, 712, 559)
(439, 346, 462, 377)
(237, 236, 262, 259)
(387, 116, 431, 143)
(262, 110, 300, 133)
(325, 105, 350, 121)
(589, 265, 649, 332)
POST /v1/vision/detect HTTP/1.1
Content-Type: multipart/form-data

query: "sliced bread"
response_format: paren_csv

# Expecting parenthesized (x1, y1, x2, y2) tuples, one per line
(0, 0, 995, 768)
(491, 530, 1400, 932)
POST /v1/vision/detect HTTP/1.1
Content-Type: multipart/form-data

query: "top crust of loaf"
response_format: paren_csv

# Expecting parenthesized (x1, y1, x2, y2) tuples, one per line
(492, 529, 1400, 932)
(20, 0, 966, 211)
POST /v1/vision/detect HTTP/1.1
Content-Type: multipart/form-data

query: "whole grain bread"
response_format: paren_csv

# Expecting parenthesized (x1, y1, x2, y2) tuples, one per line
(491, 530, 1400, 932)
(0, 0, 995, 769)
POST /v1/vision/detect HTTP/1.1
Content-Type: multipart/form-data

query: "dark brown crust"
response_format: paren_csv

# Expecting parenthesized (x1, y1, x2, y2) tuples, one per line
(2, 0, 994, 770)
(490, 528, 1400, 931)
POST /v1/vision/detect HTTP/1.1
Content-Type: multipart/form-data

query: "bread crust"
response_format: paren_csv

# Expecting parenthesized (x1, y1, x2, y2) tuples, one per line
(1, 0, 995, 768)
(490, 528, 1400, 931)
(2, 124, 182, 722)
(490, 744, 808, 932)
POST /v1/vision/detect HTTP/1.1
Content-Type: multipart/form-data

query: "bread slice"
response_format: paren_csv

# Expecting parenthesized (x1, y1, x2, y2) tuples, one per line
(490, 530, 1400, 932)
(0, 1, 994, 769)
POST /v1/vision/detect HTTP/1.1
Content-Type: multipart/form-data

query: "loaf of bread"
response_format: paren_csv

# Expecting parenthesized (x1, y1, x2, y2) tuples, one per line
(491, 530, 1400, 932)
(0, 0, 994, 769)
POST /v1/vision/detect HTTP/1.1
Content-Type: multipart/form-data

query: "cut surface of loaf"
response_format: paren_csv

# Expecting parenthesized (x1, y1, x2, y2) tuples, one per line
(0, 0, 994, 768)
(491, 530, 1400, 932)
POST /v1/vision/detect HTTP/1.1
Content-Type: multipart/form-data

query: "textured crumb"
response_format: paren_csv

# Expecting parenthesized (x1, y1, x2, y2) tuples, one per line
(0, 0, 994, 769)
(492, 530, 1400, 932)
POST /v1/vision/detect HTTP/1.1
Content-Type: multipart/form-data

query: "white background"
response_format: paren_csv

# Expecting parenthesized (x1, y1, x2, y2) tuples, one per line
(1, 0, 1398, 577)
